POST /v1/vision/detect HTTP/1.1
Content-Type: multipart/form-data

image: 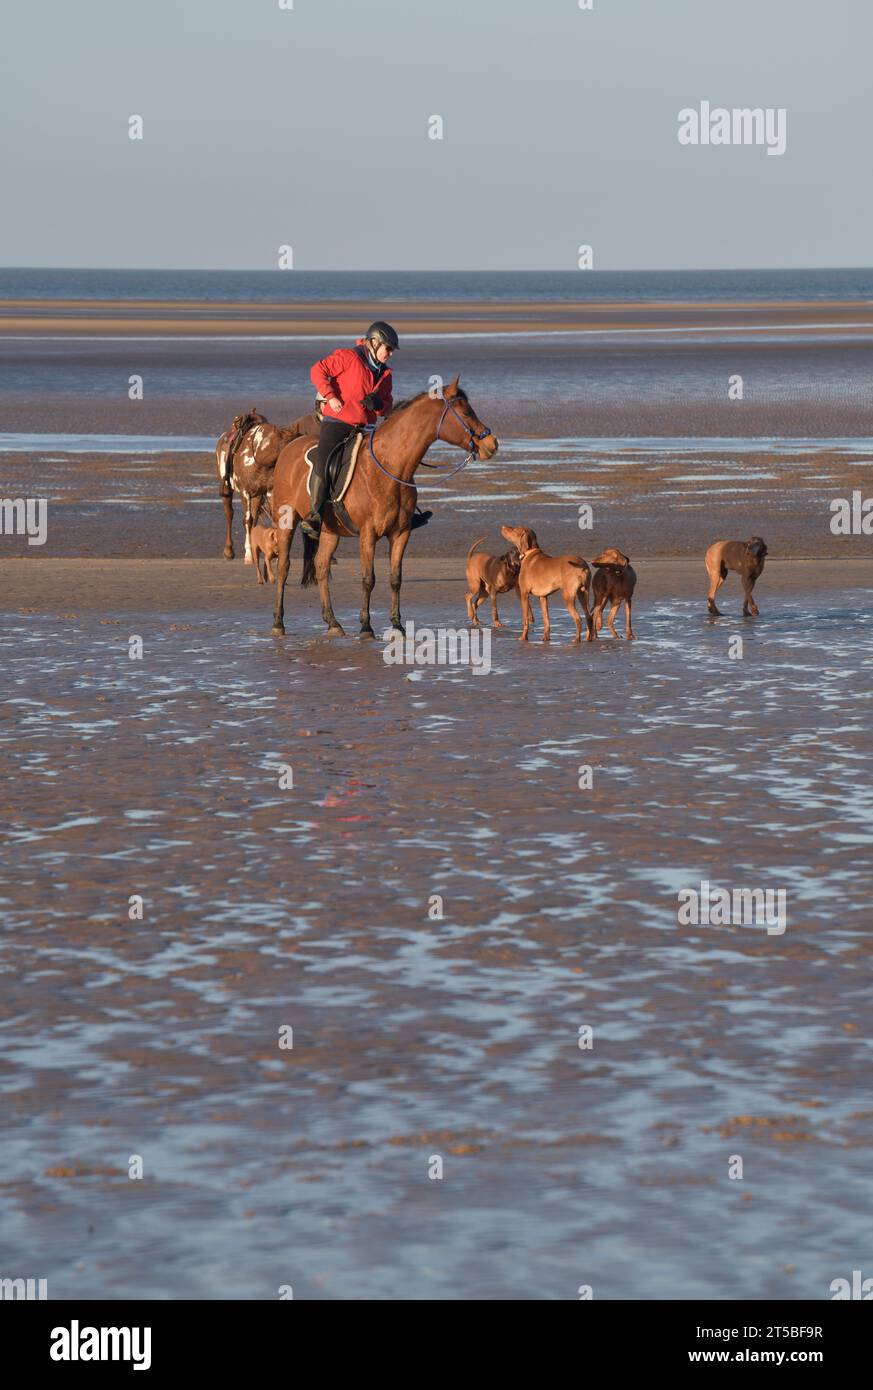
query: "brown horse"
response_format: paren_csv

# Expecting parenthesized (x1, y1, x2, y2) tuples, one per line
(215, 408, 321, 562)
(270, 377, 498, 638)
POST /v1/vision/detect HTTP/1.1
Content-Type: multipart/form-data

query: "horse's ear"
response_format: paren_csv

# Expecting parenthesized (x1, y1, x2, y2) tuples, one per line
(445, 374, 461, 398)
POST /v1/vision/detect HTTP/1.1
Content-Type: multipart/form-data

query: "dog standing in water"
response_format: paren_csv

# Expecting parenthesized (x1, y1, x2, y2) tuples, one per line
(591, 548, 637, 639)
(705, 537, 768, 615)
(500, 525, 594, 643)
(464, 536, 520, 627)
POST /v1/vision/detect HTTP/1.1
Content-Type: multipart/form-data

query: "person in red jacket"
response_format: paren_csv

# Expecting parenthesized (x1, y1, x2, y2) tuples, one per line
(303, 320, 399, 538)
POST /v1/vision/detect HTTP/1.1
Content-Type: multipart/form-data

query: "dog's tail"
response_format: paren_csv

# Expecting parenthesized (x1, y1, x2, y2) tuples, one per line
(301, 533, 318, 587)
(466, 535, 486, 563)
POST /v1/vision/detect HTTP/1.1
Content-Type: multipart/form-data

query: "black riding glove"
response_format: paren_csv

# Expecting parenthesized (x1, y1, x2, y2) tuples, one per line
(362, 392, 383, 411)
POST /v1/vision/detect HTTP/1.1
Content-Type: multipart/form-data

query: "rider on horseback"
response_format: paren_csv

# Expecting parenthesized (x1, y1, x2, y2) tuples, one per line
(302, 321, 399, 539)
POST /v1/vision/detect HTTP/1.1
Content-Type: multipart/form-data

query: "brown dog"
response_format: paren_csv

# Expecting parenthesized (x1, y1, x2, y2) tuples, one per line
(592, 548, 637, 639)
(705, 537, 768, 616)
(500, 525, 594, 643)
(251, 521, 279, 584)
(465, 536, 520, 627)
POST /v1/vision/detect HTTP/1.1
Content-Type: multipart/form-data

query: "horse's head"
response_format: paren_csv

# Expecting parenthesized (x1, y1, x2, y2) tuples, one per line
(440, 376, 498, 460)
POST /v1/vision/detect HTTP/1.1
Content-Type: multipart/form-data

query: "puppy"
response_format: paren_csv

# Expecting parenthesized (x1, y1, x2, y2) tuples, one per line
(250, 521, 279, 584)
(592, 548, 637, 640)
(465, 535, 520, 627)
(500, 525, 594, 643)
(705, 537, 768, 616)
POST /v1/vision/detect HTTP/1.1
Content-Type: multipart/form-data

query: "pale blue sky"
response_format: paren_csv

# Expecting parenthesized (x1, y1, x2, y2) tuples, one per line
(0, 0, 868, 269)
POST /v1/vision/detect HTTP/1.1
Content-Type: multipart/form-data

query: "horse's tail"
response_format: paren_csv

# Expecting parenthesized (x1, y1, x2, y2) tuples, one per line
(301, 532, 318, 587)
(466, 535, 486, 563)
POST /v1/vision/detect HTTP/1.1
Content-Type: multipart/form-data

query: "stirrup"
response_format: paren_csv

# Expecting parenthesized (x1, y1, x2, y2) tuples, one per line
(410, 508, 433, 531)
(300, 513, 322, 539)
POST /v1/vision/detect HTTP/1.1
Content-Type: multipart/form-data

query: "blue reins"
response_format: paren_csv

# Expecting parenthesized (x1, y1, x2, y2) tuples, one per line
(365, 396, 492, 489)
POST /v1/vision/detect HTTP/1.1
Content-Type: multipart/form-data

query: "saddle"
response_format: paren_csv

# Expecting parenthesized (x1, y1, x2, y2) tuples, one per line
(304, 431, 365, 534)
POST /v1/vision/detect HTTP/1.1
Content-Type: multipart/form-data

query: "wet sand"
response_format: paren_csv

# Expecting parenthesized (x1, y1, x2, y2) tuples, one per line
(2, 301, 872, 1300)
(1, 439, 871, 560)
(1, 555, 872, 1299)
(3, 296, 873, 337)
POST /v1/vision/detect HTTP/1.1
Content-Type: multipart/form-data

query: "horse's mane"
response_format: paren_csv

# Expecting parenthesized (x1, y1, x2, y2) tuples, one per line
(388, 387, 468, 417)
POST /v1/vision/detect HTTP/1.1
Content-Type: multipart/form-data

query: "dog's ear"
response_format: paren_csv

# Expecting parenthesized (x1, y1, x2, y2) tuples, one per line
(522, 528, 538, 551)
(748, 537, 768, 558)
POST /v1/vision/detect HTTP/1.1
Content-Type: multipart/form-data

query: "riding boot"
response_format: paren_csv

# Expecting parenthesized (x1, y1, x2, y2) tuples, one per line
(300, 470, 328, 539)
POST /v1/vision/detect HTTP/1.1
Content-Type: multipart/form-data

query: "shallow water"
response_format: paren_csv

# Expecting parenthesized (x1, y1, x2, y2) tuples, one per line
(1, 592, 871, 1299)
(1, 436, 871, 562)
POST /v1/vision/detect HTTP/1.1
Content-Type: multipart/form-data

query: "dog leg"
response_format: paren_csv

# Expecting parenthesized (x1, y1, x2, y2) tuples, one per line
(539, 595, 551, 644)
(707, 561, 726, 615)
(491, 590, 504, 627)
(519, 590, 533, 641)
(466, 582, 482, 625)
(474, 584, 490, 626)
(625, 597, 635, 640)
(579, 582, 595, 641)
(563, 594, 582, 643)
(606, 601, 620, 637)
(743, 578, 759, 617)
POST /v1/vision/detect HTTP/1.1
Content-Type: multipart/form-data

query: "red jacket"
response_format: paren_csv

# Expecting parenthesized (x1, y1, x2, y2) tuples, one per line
(310, 340, 394, 426)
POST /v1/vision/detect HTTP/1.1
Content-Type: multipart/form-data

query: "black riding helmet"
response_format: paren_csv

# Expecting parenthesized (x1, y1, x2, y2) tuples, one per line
(366, 320, 400, 351)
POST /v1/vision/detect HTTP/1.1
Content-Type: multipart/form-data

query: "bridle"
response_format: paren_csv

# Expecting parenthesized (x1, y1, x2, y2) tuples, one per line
(365, 395, 493, 489)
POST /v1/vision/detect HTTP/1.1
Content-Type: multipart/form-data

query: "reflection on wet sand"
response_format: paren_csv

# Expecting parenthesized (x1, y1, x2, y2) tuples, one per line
(1, 581, 871, 1298)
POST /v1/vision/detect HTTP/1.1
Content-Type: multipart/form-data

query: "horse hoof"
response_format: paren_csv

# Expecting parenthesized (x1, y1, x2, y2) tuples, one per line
(359, 628, 376, 641)
(272, 623, 285, 636)
(223, 548, 235, 560)
(244, 555, 254, 566)
(327, 625, 346, 638)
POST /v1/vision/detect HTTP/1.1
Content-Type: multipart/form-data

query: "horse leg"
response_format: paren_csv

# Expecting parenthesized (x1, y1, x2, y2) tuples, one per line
(388, 528, 412, 634)
(272, 512, 296, 635)
(251, 494, 263, 527)
(358, 528, 377, 639)
(243, 495, 254, 564)
(222, 493, 234, 560)
(316, 530, 345, 637)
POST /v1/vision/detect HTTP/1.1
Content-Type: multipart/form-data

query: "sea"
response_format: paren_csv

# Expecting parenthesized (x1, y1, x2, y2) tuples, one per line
(1, 266, 873, 303)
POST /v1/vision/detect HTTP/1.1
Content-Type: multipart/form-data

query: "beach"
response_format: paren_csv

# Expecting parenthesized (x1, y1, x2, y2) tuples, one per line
(2, 282, 872, 1300)
(2, 554, 872, 1299)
